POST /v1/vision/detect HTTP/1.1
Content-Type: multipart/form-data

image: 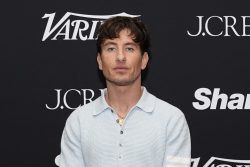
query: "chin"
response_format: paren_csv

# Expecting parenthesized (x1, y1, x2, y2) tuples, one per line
(108, 78, 135, 86)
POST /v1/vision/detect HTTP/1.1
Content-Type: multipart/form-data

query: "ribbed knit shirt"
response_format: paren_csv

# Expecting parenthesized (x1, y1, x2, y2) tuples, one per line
(60, 87, 191, 167)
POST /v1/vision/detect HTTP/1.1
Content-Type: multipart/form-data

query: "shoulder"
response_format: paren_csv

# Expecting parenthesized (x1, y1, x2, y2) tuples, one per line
(152, 95, 189, 134)
(65, 96, 101, 124)
(149, 93, 187, 128)
(153, 95, 184, 119)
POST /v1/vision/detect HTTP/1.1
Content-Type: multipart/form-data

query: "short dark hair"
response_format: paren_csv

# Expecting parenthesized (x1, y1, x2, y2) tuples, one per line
(96, 16, 150, 55)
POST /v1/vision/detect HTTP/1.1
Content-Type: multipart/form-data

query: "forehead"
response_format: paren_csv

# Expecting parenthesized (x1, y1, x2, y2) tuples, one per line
(102, 29, 137, 45)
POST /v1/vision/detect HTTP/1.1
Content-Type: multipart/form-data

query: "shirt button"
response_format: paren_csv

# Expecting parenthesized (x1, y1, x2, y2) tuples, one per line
(120, 130, 123, 134)
(119, 155, 122, 159)
(119, 143, 122, 147)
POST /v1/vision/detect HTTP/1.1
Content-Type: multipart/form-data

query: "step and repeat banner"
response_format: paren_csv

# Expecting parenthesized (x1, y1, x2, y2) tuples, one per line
(3, 0, 250, 166)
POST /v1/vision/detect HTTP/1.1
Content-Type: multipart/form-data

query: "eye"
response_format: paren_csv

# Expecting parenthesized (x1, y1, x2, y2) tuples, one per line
(126, 47, 134, 52)
(107, 47, 116, 52)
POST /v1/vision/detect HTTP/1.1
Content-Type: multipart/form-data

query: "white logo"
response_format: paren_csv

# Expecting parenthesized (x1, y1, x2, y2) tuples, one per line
(193, 88, 250, 110)
(55, 155, 250, 166)
(45, 89, 103, 110)
(192, 157, 250, 167)
(187, 16, 250, 37)
(42, 12, 140, 41)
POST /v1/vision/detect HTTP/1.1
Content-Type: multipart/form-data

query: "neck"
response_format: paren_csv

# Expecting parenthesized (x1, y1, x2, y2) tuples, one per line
(105, 80, 142, 117)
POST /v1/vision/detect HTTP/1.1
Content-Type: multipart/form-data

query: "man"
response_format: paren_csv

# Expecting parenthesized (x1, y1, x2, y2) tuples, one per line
(60, 16, 191, 167)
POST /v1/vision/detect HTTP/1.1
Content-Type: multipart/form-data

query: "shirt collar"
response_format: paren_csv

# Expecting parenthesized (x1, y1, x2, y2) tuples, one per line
(93, 86, 156, 116)
(136, 87, 156, 113)
(92, 90, 110, 116)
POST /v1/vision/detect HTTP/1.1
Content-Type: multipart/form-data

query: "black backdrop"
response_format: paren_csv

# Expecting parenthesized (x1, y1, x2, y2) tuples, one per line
(3, 0, 250, 166)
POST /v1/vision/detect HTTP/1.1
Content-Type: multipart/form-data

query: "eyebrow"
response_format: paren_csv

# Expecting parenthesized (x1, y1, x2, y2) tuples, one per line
(124, 42, 138, 47)
(103, 41, 117, 46)
(103, 41, 138, 47)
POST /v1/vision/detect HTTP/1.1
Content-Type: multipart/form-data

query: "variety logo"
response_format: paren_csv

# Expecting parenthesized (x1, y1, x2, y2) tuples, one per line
(193, 88, 250, 110)
(191, 157, 250, 167)
(187, 16, 250, 37)
(55, 156, 250, 166)
(42, 12, 140, 41)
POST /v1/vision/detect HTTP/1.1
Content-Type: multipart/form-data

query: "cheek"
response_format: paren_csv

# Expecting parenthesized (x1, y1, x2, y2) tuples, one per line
(131, 60, 143, 73)
(135, 58, 143, 68)
(102, 59, 115, 72)
(101, 57, 112, 66)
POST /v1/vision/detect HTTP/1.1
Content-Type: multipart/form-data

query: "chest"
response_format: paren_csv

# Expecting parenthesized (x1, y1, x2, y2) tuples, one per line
(80, 111, 167, 161)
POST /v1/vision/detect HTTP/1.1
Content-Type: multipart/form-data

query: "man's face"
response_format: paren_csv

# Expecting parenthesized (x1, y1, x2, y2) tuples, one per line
(97, 29, 149, 86)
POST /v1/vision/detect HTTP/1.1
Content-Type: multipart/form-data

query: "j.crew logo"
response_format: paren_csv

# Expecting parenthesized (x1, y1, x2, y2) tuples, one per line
(187, 16, 250, 37)
(41, 12, 140, 41)
(45, 89, 102, 110)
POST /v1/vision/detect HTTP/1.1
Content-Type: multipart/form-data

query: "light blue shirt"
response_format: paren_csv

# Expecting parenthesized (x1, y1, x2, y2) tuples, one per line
(60, 87, 191, 167)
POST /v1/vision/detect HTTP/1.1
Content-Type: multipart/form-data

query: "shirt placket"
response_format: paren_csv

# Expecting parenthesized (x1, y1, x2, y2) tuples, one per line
(111, 107, 136, 167)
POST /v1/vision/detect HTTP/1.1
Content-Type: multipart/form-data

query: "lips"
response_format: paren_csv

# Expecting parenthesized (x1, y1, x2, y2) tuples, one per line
(113, 66, 129, 71)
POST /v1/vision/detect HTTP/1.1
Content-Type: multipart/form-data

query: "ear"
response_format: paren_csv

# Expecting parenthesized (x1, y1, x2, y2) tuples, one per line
(97, 53, 103, 70)
(141, 52, 149, 70)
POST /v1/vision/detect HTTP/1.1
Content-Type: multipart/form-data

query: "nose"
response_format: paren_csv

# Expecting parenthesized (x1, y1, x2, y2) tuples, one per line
(116, 51, 126, 62)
